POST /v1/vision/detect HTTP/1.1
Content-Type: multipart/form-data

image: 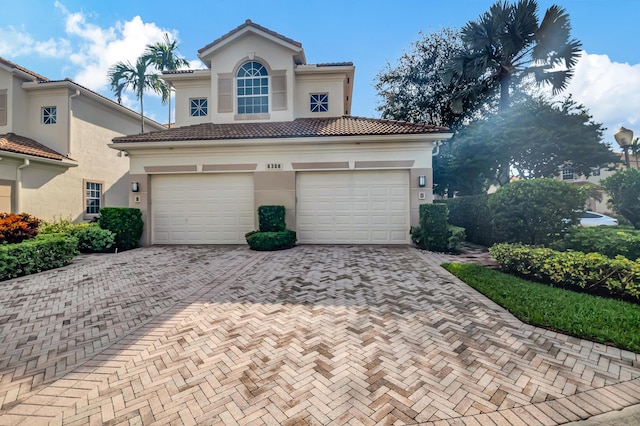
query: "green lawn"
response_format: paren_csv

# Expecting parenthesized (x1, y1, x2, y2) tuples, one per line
(442, 263, 640, 353)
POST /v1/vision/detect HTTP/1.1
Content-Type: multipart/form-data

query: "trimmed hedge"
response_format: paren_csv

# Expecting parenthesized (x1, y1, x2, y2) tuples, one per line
(245, 230, 296, 251)
(419, 204, 449, 252)
(489, 243, 640, 301)
(258, 205, 286, 232)
(441, 194, 494, 246)
(0, 213, 40, 244)
(0, 234, 78, 281)
(552, 226, 640, 261)
(99, 207, 143, 251)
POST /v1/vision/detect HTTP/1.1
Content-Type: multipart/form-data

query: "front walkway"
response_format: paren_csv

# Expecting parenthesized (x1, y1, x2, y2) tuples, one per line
(0, 246, 638, 425)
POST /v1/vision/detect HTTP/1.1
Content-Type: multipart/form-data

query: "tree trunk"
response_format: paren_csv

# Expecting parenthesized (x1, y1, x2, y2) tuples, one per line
(140, 92, 145, 133)
(499, 72, 511, 112)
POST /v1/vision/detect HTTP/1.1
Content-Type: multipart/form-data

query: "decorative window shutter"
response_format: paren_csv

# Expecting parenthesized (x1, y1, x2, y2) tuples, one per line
(272, 73, 286, 111)
(0, 92, 7, 126)
(218, 75, 233, 113)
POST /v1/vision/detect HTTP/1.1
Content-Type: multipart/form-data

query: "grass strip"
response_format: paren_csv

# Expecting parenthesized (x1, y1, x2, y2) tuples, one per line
(442, 263, 640, 353)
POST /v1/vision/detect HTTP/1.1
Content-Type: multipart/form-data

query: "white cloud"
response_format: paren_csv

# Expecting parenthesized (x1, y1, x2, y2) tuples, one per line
(0, 26, 70, 57)
(564, 51, 640, 137)
(57, 5, 171, 91)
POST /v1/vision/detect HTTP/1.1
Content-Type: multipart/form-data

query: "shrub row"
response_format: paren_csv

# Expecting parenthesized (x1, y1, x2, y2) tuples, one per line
(40, 220, 116, 253)
(0, 234, 78, 281)
(552, 226, 640, 261)
(489, 243, 640, 301)
(0, 213, 39, 243)
(445, 179, 585, 246)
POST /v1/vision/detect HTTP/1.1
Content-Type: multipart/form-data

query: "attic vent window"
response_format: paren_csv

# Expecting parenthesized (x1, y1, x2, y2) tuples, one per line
(42, 106, 57, 124)
(310, 93, 328, 113)
(190, 98, 208, 117)
(237, 61, 268, 114)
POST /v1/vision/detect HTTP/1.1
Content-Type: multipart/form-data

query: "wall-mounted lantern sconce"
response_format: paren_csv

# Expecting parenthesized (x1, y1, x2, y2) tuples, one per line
(418, 175, 426, 188)
(131, 182, 139, 192)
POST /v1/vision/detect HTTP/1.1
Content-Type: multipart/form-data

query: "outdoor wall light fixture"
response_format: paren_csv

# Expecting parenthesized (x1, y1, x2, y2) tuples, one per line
(131, 182, 139, 192)
(418, 175, 426, 188)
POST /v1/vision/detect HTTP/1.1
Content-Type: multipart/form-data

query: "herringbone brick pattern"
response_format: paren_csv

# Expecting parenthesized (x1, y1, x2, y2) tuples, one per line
(0, 246, 638, 425)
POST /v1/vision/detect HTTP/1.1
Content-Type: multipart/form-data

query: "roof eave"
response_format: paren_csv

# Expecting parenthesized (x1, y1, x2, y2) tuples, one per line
(0, 150, 77, 167)
(110, 132, 453, 150)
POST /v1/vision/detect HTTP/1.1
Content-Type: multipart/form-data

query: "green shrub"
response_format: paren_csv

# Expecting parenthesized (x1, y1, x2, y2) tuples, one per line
(0, 213, 39, 243)
(245, 230, 296, 251)
(602, 168, 640, 229)
(552, 226, 640, 261)
(69, 224, 116, 253)
(489, 243, 640, 301)
(447, 225, 466, 252)
(0, 234, 78, 281)
(39, 216, 75, 234)
(489, 179, 585, 246)
(98, 208, 143, 251)
(258, 205, 286, 232)
(442, 194, 494, 246)
(417, 204, 449, 252)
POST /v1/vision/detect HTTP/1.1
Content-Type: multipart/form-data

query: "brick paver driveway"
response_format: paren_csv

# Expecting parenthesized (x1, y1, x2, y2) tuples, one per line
(1, 246, 639, 425)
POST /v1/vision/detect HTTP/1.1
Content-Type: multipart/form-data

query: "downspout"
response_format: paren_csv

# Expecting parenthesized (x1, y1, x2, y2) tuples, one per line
(68, 89, 81, 156)
(432, 140, 443, 157)
(15, 159, 30, 213)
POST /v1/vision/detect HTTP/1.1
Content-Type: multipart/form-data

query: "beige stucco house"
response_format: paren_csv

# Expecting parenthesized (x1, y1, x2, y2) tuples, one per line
(0, 57, 165, 222)
(112, 20, 452, 246)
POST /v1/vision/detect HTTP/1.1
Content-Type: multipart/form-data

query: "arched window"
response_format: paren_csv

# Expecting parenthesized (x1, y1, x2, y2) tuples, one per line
(236, 61, 268, 114)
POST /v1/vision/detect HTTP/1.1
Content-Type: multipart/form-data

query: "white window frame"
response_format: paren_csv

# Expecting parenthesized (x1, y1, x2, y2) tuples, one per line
(84, 180, 103, 217)
(42, 106, 57, 125)
(310, 93, 329, 113)
(190, 98, 208, 117)
(562, 167, 574, 180)
(236, 61, 269, 115)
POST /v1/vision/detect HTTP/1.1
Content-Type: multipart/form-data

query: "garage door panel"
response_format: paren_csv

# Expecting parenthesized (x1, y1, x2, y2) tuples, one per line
(152, 174, 254, 244)
(297, 171, 410, 244)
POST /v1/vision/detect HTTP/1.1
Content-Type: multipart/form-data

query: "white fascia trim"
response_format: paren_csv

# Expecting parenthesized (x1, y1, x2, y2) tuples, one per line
(110, 133, 453, 151)
(198, 27, 304, 61)
(161, 70, 211, 83)
(0, 151, 77, 168)
(295, 65, 355, 75)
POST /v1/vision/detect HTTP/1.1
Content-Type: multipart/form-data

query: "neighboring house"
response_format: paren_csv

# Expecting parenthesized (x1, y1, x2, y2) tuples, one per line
(558, 153, 639, 213)
(111, 20, 452, 246)
(0, 57, 165, 222)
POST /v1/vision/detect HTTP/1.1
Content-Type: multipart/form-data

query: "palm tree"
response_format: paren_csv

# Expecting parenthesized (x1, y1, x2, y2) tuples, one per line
(108, 56, 168, 132)
(444, 0, 582, 112)
(142, 33, 189, 128)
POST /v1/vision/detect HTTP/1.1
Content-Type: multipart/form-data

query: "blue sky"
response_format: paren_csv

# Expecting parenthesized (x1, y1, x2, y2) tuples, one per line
(2, 0, 640, 143)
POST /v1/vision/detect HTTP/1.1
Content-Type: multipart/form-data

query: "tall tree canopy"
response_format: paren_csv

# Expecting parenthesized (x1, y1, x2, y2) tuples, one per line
(142, 33, 189, 127)
(107, 56, 168, 132)
(443, 0, 582, 112)
(375, 27, 495, 130)
(437, 94, 620, 195)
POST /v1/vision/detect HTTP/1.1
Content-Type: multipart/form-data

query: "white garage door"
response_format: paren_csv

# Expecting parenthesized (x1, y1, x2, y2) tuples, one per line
(152, 174, 254, 244)
(297, 170, 410, 244)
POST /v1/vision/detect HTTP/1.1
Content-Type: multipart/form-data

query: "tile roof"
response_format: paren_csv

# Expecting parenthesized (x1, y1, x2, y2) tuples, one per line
(0, 56, 50, 82)
(113, 116, 450, 144)
(198, 19, 303, 55)
(0, 133, 71, 161)
(315, 62, 354, 67)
